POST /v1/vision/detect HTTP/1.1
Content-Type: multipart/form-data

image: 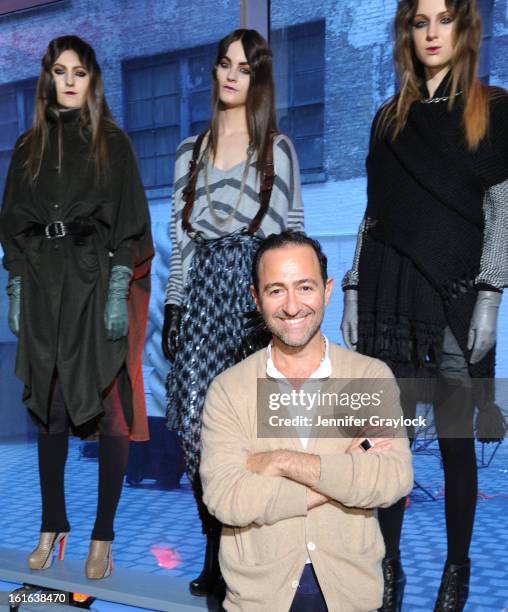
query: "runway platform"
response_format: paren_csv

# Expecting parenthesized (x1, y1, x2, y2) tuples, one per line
(0, 548, 213, 612)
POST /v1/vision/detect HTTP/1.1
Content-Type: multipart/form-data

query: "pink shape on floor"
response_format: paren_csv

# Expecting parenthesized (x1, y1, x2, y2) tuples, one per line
(150, 544, 182, 569)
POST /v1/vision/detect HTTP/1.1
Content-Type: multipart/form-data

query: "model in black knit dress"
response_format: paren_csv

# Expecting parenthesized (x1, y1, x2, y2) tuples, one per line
(341, 1, 508, 611)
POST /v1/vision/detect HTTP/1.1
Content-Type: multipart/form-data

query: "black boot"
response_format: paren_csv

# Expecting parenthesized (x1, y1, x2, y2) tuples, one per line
(434, 560, 470, 612)
(378, 557, 406, 611)
(189, 528, 222, 597)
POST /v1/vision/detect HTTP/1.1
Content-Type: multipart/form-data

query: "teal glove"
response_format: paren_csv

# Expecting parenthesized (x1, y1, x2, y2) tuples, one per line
(104, 266, 132, 341)
(6, 276, 21, 337)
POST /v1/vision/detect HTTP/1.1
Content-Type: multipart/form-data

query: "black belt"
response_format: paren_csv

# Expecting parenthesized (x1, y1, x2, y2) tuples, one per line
(25, 220, 95, 240)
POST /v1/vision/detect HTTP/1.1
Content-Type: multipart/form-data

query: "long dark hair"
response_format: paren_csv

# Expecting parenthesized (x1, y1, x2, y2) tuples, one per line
(379, 0, 489, 149)
(181, 29, 278, 232)
(209, 29, 278, 173)
(24, 35, 116, 181)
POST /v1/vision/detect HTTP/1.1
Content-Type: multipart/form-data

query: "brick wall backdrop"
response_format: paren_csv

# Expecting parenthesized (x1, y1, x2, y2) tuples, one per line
(272, 0, 398, 181)
(0, 0, 240, 125)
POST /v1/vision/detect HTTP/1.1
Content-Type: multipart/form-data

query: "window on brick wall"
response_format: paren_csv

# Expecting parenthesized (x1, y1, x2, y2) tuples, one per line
(123, 19, 326, 189)
(272, 20, 325, 182)
(123, 44, 216, 190)
(478, 0, 494, 83)
(0, 78, 37, 199)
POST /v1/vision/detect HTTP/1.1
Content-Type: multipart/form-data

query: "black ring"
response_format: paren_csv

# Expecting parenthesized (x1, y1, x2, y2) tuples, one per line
(360, 438, 373, 452)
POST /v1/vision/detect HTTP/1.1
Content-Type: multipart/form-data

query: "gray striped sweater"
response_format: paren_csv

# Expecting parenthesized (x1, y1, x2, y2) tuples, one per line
(342, 178, 508, 292)
(165, 134, 304, 306)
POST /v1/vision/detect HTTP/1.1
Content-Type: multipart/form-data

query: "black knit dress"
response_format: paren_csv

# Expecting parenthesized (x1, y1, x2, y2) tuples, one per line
(358, 77, 508, 390)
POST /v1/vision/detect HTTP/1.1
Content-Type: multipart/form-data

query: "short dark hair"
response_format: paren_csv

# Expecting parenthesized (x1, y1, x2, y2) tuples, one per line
(251, 230, 328, 293)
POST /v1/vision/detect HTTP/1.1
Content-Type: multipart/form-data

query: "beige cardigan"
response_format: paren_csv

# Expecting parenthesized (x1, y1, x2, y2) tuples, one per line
(200, 343, 413, 612)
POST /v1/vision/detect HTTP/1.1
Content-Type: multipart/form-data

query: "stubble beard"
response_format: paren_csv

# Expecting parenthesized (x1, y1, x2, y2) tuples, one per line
(264, 310, 324, 349)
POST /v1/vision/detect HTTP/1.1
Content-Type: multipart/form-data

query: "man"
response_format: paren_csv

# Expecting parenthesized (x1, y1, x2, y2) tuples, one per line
(200, 231, 413, 611)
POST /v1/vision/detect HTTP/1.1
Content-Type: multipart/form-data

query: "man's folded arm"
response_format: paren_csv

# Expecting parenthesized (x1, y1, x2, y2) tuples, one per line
(277, 441, 413, 509)
(200, 377, 308, 527)
(315, 443, 413, 509)
(280, 361, 414, 508)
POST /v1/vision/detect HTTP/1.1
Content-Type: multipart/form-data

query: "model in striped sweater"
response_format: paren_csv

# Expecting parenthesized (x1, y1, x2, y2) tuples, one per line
(161, 28, 304, 598)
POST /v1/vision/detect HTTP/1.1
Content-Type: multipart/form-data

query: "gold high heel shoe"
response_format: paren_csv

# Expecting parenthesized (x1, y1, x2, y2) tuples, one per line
(85, 540, 113, 579)
(28, 532, 68, 570)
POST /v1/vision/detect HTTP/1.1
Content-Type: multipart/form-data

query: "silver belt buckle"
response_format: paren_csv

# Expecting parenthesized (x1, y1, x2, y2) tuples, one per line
(45, 221, 66, 239)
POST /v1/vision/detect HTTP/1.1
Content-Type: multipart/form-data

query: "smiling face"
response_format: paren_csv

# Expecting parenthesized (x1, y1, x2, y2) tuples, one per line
(411, 0, 455, 78)
(252, 245, 333, 349)
(215, 39, 251, 109)
(51, 49, 90, 108)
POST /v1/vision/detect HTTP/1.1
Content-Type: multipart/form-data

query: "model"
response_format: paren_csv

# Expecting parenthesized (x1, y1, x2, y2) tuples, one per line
(162, 29, 304, 597)
(341, 1, 507, 611)
(0, 35, 153, 579)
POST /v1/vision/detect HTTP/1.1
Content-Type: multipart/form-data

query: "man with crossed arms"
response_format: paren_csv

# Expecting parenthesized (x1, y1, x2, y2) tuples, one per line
(200, 231, 413, 612)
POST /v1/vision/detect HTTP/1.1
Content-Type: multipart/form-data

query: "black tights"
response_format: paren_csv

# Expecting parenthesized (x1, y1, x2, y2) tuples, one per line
(38, 375, 130, 541)
(38, 433, 130, 540)
(380, 328, 477, 566)
(38, 432, 70, 534)
(380, 435, 477, 565)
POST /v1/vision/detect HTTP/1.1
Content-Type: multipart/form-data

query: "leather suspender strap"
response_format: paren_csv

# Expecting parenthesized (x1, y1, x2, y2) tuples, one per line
(181, 131, 207, 233)
(181, 131, 277, 235)
(247, 134, 276, 235)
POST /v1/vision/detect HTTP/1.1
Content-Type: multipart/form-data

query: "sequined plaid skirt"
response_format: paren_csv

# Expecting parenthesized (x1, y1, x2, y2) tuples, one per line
(166, 231, 263, 482)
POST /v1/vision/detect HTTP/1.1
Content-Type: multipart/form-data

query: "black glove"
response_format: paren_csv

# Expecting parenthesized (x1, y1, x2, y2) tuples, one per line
(162, 304, 181, 363)
(475, 402, 507, 444)
(6, 276, 21, 337)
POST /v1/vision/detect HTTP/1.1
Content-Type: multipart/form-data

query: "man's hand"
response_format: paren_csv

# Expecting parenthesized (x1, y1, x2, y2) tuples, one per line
(246, 450, 321, 488)
(246, 450, 285, 477)
(346, 437, 393, 455)
(306, 488, 329, 510)
(279, 450, 321, 488)
(246, 451, 329, 510)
